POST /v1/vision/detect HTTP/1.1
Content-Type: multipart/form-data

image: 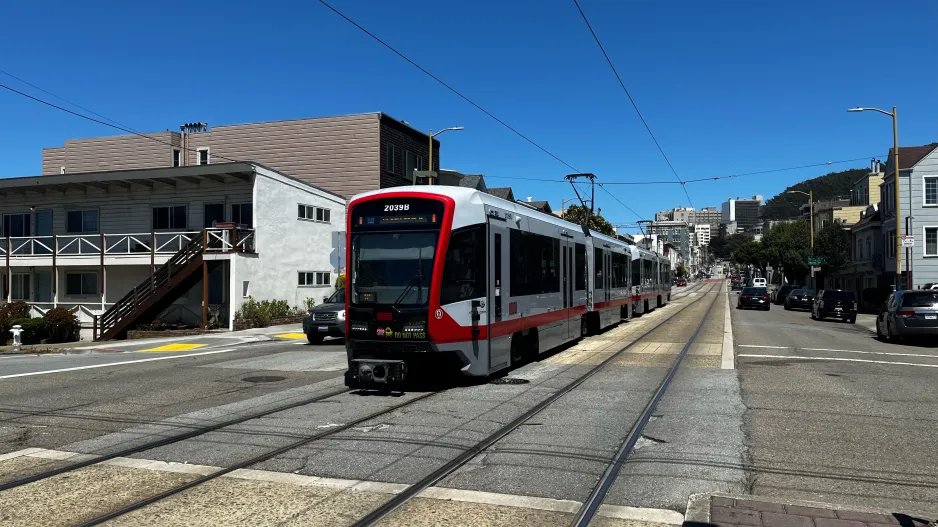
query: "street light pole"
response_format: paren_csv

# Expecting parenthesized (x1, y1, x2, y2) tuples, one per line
(848, 106, 902, 289)
(785, 190, 814, 248)
(427, 126, 464, 185)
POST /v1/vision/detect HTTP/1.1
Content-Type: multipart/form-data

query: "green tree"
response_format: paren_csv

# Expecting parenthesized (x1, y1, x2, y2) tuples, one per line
(734, 241, 769, 276)
(814, 222, 852, 274)
(676, 262, 687, 278)
(760, 220, 811, 283)
(563, 204, 615, 236)
(711, 232, 752, 259)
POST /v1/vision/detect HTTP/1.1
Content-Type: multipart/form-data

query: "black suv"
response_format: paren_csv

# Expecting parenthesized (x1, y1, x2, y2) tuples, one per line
(772, 284, 799, 305)
(811, 289, 857, 323)
(303, 288, 345, 344)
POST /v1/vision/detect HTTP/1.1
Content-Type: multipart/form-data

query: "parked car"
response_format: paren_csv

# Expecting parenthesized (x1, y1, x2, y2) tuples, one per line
(303, 288, 346, 344)
(731, 278, 743, 291)
(676, 278, 687, 287)
(811, 290, 857, 323)
(772, 284, 800, 305)
(737, 287, 770, 310)
(784, 288, 815, 311)
(876, 290, 938, 341)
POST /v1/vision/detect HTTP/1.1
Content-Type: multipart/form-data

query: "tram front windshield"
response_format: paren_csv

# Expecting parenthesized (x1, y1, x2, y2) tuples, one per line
(351, 232, 437, 306)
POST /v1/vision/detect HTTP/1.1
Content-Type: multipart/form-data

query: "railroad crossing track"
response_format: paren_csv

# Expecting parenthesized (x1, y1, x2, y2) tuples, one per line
(1, 281, 723, 526)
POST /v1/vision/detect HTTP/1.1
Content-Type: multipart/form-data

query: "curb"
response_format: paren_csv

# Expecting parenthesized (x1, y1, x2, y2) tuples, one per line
(682, 493, 937, 525)
(684, 493, 710, 524)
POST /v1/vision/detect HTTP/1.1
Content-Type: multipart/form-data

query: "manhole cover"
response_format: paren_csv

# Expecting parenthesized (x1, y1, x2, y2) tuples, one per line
(490, 377, 530, 385)
(242, 376, 287, 383)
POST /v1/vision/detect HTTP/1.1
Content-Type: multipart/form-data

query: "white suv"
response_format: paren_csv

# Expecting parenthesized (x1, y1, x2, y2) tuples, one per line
(752, 278, 767, 288)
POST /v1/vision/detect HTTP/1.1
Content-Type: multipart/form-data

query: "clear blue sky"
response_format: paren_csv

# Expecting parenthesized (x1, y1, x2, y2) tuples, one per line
(2, 0, 935, 233)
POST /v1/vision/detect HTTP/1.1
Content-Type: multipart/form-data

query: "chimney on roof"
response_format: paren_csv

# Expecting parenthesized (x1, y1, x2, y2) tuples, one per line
(527, 197, 533, 202)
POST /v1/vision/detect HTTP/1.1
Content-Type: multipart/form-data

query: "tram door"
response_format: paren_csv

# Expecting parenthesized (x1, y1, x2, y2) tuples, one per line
(560, 234, 575, 339)
(487, 219, 510, 371)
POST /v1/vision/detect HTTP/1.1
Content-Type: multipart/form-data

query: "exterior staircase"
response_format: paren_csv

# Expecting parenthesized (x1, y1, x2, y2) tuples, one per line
(95, 231, 212, 341)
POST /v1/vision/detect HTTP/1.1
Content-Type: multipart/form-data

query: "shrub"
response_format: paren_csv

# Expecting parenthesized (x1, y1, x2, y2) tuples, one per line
(335, 273, 346, 289)
(10, 317, 50, 345)
(0, 302, 32, 343)
(43, 308, 81, 343)
(235, 298, 295, 327)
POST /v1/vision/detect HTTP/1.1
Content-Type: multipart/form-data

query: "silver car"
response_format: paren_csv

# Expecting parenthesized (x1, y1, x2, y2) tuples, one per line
(876, 290, 938, 341)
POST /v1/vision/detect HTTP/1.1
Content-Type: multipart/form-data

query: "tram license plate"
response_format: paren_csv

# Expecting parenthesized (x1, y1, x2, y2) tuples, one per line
(318, 326, 329, 332)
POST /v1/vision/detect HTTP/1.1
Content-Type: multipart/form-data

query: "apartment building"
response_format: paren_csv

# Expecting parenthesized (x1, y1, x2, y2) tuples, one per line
(43, 112, 439, 198)
(722, 196, 761, 234)
(0, 163, 345, 339)
(695, 206, 721, 236)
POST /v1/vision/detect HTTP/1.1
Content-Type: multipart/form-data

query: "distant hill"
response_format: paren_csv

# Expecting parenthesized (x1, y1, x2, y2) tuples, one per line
(761, 167, 870, 220)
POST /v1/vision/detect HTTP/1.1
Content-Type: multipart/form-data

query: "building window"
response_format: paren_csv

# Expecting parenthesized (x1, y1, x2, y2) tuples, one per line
(10, 274, 30, 301)
(298, 204, 330, 223)
(65, 272, 98, 296)
(172, 149, 181, 167)
(152, 205, 187, 230)
(204, 203, 225, 228)
(886, 231, 896, 258)
(857, 239, 863, 260)
(386, 143, 396, 174)
(298, 271, 331, 287)
(925, 177, 938, 206)
(66, 210, 98, 234)
(242, 280, 250, 298)
(231, 203, 253, 226)
(404, 151, 424, 181)
(866, 238, 871, 260)
(197, 148, 210, 165)
(925, 227, 938, 257)
(2, 213, 31, 237)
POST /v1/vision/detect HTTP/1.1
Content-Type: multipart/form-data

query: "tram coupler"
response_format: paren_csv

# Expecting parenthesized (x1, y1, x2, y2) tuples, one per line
(346, 359, 408, 389)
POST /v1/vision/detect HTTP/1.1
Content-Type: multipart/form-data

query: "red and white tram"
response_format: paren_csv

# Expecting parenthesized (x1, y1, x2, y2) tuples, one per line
(344, 186, 671, 388)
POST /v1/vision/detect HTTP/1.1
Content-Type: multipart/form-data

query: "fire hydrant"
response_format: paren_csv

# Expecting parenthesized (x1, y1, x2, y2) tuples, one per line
(9, 324, 23, 348)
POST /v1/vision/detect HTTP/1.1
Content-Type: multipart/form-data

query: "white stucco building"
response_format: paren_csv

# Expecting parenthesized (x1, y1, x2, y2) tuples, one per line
(0, 162, 346, 339)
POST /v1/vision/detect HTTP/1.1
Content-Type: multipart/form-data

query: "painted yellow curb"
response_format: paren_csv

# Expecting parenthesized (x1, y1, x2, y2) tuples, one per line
(138, 343, 207, 352)
(274, 333, 308, 340)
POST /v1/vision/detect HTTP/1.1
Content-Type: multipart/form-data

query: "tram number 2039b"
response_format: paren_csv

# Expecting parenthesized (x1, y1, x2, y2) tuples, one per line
(384, 204, 410, 212)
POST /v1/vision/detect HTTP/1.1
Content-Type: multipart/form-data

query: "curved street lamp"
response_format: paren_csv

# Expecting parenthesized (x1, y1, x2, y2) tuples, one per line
(427, 126, 464, 183)
(848, 106, 904, 289)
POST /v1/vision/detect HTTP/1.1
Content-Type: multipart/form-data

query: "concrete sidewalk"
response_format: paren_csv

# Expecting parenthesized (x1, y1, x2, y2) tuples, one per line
(0, 323, 305, 355)
(685, 493, 936, 527)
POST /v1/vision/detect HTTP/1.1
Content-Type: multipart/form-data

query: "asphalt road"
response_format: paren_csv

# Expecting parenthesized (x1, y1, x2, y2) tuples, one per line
(733, 291, 938, 515)
(0, 337, 347, 459)
(4, 277, 936, 526)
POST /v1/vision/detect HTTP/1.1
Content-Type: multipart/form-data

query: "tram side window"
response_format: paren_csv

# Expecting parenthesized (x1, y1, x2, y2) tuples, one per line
(643, 259, 653, 287)
(440, 226, 486, 305)
(510, 230, 560, 296)
(612, 253, 628, 288)
(631, 257, 640, 287)
(594, 248, 604, 285)
(575, 244, 586, 291)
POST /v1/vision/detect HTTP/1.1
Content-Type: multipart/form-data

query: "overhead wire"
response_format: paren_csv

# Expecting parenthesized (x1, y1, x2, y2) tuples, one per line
(0, 81, 243, 164)
(318, 0, 648, 221)
(485, 155, 881, 186)
(572, 0, 693, 208)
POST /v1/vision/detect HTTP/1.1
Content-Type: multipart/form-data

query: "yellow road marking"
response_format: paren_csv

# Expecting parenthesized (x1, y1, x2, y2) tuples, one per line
(275, 333, 308, 340)
(137, 343, 207, 353)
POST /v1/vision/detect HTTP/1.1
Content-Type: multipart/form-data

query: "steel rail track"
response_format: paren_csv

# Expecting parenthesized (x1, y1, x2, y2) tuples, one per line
(570, 281, 722, 526)
(350, 281, 722, 527)
(40, 282, 718, 527)
(0, 386, 351, 491)
(74, 390, 439, 527)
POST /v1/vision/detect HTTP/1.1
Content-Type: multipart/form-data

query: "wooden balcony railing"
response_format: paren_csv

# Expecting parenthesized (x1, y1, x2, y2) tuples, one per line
(1, 228, 255, 258)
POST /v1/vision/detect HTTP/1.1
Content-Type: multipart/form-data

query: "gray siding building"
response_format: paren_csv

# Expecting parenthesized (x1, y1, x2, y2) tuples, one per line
(880, 143, 938, 288)
(42, 113, 439, 199)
